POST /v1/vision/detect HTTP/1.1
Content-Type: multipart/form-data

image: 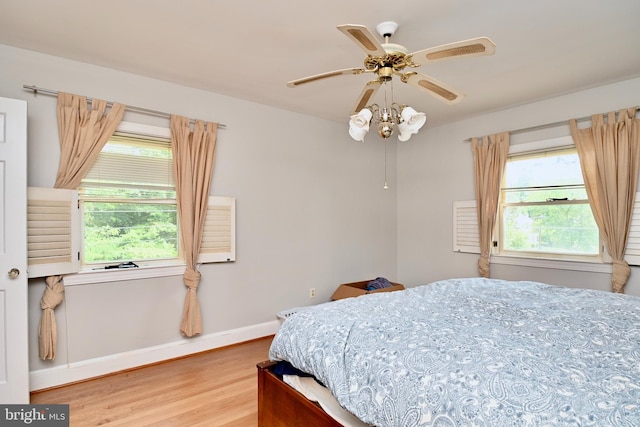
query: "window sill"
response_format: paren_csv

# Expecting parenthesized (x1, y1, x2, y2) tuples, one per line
(62, 264, 187, 286)
(491, 255, 612, 274)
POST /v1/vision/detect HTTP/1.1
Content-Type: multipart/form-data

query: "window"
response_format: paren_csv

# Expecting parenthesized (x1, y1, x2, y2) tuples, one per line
(497, 146, 601, 261)
(27, 121, 236, 282)
(453, 135, 615, 271)
(79, 126, 179, 267)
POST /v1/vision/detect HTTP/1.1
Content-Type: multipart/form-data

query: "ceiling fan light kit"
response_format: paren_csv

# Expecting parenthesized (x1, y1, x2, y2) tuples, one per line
(287, 21, 495, 185)
(287, 20, 495, 137)
(349, 103, 426, 142)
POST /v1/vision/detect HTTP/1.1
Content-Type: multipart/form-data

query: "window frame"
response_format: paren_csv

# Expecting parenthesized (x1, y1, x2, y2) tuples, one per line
(491, 135, 611, 271)
(78, 198, 183, 268)
(78, 121, 183, 270)
(28, 120, 237, 285)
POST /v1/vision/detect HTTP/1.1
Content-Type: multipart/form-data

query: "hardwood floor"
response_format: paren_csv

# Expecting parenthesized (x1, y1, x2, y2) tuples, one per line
(31, 337, 273, 426)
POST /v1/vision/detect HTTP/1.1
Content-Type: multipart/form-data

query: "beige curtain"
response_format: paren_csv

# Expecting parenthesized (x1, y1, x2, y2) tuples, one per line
(471, 132, 510, 278)
(570, 108, 640, 293)
(170, 115, 217, 337)
(55, 93, 126, 189)
(39, 92, 125, 360)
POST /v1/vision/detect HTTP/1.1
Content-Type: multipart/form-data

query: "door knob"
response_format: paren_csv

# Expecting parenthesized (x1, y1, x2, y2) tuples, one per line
(8, 268, 20, 279)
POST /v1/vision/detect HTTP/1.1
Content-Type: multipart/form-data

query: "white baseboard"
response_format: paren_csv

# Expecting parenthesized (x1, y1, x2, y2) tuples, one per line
(29, 320, 281, 392)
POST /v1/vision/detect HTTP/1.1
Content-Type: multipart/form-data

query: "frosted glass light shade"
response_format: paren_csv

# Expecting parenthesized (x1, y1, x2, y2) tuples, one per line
(348, 108, 373, 141)
(400, 107, 426, 133)
(397, 122, 412, 141)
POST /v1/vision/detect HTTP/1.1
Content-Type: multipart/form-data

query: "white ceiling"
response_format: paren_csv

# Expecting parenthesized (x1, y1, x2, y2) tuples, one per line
(1, 0, 639, 128)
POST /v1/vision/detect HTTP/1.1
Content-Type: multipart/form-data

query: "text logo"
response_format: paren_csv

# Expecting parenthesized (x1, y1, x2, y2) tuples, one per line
(1, 405, 69, 426)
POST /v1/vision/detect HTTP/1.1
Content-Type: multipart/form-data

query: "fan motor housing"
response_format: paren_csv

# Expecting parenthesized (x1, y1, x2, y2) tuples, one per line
(378, 65, 393, 81)
(383, 43, 409, 56)
(365, 51, 408, 75)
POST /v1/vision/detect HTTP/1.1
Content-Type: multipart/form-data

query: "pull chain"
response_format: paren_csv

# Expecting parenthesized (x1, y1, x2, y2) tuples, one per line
(383, 139, 388, 190)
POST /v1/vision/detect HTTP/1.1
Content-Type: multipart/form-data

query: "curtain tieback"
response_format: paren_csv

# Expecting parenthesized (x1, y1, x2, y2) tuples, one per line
(478, 255, 490, 278)
(41, 275, 64, 310)
(184, 268, 201, 290)
(612, 259, 631, 293)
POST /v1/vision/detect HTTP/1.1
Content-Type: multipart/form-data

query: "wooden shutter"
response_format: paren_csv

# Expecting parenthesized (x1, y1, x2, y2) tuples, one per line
(453, 200, 480, 254)
(27, 187, 80, 278)
(197, 196, 236, 263)
(625, 192, 640, 266)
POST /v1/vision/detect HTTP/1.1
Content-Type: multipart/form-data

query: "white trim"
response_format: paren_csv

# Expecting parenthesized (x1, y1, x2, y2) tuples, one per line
(62, 264, 187, 286)
(490, 255, 612, 273)
(508, 135, 573, 154)
(29, 320, 280, 391)
(494, 136, 606, 268)
(116, 121, 171, 138)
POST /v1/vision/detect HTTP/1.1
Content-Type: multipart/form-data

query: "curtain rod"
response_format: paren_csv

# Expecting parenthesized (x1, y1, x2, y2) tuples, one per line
(464, 106, 639, 142)
(22, 84, 226, 129)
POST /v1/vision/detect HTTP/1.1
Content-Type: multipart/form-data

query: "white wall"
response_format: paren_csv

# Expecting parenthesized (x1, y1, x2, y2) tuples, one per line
(397, 76, 640, 297)
(1, 44, 398, 386)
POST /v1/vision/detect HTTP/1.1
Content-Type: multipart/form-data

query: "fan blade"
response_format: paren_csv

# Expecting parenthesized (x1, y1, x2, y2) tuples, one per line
(401, 72, 463, 104)
(337, 24, 387, 57)
(353, 80, 382, 113)
(407, 37, 496, 66)
(287, 68, 366, 88)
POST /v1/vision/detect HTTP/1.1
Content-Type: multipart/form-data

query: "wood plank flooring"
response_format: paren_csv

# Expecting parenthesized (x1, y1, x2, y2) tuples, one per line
(30, 336, 273, 427)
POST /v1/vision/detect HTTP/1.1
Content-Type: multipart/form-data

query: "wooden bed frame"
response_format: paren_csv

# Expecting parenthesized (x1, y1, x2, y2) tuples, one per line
(257, 360, 343, 427)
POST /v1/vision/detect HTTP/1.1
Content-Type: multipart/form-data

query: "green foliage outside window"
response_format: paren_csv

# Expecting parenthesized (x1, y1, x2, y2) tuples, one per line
(503, 203, 599, 255)
(83, 201, 178, 263)
(501, 149, 600, 256)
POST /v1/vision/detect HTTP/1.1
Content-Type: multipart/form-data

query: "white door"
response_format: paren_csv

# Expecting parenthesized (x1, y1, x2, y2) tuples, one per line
(0, 97, 29, 403)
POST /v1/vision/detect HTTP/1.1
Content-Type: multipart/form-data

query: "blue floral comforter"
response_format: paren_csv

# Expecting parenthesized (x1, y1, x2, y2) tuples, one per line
(269, 278, 640, 426)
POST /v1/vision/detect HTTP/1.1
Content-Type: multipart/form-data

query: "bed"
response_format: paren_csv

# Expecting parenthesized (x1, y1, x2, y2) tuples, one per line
(258, 277, 640, 426)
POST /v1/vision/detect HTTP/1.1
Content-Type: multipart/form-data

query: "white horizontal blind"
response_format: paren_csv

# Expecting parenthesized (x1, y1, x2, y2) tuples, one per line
(453, 200, 480, 254)
(27, 187, 80, 278)
(625, 192, 640, 266)
(197, 196, 236, 263)
(81, 134, 174, 197)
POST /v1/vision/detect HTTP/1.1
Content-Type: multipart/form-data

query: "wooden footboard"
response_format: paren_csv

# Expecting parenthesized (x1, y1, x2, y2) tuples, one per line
(257, 360, 343, 427)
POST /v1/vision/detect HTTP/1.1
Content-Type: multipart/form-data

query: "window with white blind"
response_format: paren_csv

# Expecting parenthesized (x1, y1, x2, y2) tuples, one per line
(80, 130, 179, 267)
(27, 121, 236, 280)
(451, 135, 629, 272)
(498, 146, 601, 261)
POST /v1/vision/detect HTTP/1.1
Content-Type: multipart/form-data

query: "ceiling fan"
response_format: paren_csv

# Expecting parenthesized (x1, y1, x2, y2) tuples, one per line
(287, 21, 496, 113)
